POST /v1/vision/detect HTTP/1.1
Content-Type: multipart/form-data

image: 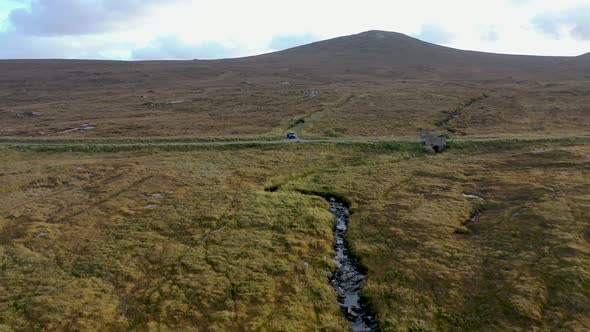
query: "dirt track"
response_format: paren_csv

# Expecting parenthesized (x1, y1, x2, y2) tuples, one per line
(1, 135, 588, 147)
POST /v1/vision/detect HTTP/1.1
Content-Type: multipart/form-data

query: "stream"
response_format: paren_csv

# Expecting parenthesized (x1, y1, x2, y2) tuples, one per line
(328, 198, 378, 331)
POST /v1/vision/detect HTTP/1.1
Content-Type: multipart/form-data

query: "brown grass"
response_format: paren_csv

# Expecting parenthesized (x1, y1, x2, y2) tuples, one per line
(2, 31, 590, 141)
(2, 76, 589, 141)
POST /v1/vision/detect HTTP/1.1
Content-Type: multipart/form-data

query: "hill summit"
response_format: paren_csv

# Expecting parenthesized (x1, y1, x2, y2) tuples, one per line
(244, 30, 590, 80)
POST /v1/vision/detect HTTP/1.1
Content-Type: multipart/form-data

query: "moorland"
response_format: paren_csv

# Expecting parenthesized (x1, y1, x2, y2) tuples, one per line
(1, 31, 590, 331)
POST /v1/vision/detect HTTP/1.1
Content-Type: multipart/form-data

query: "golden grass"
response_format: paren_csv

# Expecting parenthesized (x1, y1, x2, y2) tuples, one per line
(1, 140, 589, 330)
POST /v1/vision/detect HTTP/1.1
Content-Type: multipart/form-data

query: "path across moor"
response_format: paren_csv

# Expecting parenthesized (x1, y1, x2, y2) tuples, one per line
(0, 135, 588, 148)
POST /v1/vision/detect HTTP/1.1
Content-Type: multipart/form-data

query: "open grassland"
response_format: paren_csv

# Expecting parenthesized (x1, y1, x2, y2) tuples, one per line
(1, 60, 589, 141)
(297, 81, 590, 139)
(1, 140, 590, 330)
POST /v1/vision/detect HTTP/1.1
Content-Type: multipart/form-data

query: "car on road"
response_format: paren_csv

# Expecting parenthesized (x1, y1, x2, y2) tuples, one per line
(286, 132, 297, 140)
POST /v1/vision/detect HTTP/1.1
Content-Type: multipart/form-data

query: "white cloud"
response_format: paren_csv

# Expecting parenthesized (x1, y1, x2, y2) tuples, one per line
(269, 33, 319, 51)
(1, 0, 590, 59)
(0, 31, 130, 59)
(131, 36, 244, 60)
(481, 29, 500, 42)
(412, 24, 453, 44)
(510, 0, 533, 5)
(533, 4, 590, 41)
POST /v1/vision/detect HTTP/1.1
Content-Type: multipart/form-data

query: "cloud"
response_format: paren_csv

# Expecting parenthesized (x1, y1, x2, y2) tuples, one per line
(481, 29, 500, 42)
(532, 4, 590, 41)
(269, 33, 319, 50)
(510, 0, 532, 5)
(0, 30, 126, 59)
(0, 0, 589, 59)
(412, 24, 453, 45)
(8, 0, 180, 36)
(131, 36, 242, 60)
(0, 31, 62, 58)
(532, 14, 563, 39)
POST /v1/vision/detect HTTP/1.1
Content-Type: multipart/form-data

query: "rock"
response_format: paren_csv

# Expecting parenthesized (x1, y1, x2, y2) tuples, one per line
(165, 100, 185, 105)
(347, 306, 359, 316)
(303, 90, 320, 97)
(57, 124, 94, 134)
(462, 193, 484, 200)
(8, 110, 23, 118)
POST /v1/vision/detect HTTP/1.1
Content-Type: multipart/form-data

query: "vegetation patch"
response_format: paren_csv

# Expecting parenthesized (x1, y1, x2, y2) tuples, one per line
(1, 141, 590, 330)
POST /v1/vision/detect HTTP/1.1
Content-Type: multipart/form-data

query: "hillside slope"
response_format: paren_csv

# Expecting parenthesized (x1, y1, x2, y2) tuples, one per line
(242, 30, 590, 80)
(1, 30, 589, 82)
(0, 30, 589, 139)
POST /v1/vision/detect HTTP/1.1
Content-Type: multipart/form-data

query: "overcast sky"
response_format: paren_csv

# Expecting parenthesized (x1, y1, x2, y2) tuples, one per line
(0, 0, 589, 60)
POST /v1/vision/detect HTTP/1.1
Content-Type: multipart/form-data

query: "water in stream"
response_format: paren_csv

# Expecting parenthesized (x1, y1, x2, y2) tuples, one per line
(328, 198, 378, 331)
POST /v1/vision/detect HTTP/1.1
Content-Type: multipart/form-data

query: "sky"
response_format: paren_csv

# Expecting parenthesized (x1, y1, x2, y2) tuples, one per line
(0, 0, 589, 60)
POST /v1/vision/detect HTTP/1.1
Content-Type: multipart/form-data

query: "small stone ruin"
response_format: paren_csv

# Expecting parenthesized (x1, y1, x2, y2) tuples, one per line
(422, 133, 448, 153)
